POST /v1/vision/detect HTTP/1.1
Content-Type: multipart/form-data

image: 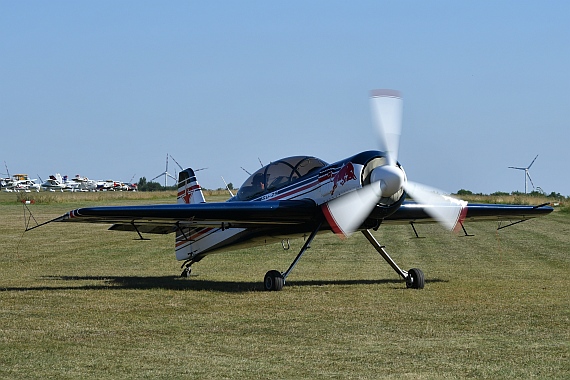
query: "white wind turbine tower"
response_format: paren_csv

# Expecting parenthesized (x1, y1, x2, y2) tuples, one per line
(508, 155, 538, 194)
(151, 154, 176, 187)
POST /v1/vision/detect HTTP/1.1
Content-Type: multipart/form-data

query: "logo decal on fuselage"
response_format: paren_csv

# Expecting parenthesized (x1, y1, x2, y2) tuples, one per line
(330, 162, 357, 195)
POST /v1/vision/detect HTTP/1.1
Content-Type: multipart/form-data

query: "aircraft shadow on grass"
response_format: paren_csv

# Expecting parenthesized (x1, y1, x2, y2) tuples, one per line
(1, 276, 448, 293)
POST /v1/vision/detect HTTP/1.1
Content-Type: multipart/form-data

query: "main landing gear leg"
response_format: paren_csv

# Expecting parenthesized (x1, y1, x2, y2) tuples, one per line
(264, 221, 322, 291)
(361, 229, 425, 289)
(180, 259, 194, 277)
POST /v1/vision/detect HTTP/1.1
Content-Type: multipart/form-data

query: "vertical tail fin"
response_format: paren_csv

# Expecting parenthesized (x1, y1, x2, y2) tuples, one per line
(176, 168, 212, 261)
(177, 168, 206, 204)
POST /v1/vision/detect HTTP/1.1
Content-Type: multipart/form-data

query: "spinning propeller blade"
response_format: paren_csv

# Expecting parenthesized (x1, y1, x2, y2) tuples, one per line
(370, 89, 402, 165)
(323, 181, 382, 238)
(403, 181, 467, 231)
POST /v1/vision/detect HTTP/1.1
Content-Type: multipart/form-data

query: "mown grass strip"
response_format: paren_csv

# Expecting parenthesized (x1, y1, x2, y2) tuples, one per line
(0, 194, 568, 378)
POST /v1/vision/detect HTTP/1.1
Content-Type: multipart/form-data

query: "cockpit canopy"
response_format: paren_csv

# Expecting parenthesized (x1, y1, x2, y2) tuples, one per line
(236, 156, 327, 201)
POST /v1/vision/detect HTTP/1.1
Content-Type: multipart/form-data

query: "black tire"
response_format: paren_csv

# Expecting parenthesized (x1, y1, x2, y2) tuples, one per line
(406, 268, 425, 289)
(181, 267, 192, 278)
(264, 270, 284, 291)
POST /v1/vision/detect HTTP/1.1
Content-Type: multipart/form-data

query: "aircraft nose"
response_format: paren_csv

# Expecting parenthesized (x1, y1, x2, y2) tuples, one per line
(370, 165, 405, 197)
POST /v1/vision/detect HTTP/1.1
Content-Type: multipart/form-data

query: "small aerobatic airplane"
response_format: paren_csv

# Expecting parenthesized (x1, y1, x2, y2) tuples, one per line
(27, 90, 553, 290)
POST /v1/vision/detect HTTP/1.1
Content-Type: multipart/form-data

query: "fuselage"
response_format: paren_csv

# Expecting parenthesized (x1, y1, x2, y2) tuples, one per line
(177, 150, 406, 261)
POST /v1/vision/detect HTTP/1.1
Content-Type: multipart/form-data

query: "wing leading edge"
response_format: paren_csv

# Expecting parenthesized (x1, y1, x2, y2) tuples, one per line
(57, 199, 319, 233)
(384, 201, 553, 225)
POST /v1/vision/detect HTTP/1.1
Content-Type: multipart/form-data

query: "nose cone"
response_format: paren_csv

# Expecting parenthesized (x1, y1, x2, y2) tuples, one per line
(370, 165, 405, 197)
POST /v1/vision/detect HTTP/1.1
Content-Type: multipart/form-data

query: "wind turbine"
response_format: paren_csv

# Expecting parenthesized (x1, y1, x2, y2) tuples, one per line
(151, 154, 176, 187)
(169, 154, 208, 174)
(509, 155, 538, 194)
(169, 154, 184, 173)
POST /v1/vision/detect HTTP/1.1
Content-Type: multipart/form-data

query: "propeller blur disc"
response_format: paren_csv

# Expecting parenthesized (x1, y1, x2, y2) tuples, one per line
(370, 89, 403, 165)
(323, 89, 467, 238)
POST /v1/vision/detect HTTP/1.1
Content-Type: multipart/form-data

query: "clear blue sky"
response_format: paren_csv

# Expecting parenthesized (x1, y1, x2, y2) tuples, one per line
(2, 1, 569, 196)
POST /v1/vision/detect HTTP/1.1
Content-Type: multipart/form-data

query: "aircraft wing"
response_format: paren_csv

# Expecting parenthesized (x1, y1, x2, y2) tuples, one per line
(34, 199, 553, 235)
(47, 200, 319, 234)
(383, 201, 554, 225)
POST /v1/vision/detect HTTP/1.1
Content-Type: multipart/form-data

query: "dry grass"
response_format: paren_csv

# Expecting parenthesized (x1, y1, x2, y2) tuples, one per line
(459, 193, 566, 207)
(0, 192, 568, 379)
(0, 190, 231, 207)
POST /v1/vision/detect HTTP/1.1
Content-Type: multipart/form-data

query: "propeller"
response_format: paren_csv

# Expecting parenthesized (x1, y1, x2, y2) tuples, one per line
(324, 89, 467, 237)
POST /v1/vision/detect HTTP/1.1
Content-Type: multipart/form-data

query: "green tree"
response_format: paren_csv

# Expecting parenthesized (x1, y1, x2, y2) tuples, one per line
(146, 182, 163, 192)
(137, 177, 163, 192)
(457, 189, 473, 196)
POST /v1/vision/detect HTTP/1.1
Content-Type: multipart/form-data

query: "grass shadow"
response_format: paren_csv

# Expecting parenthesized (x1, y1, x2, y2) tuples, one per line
(1, 275, 448, 293)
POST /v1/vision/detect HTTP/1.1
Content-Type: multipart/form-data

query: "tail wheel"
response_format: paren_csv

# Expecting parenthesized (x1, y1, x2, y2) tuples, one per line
(406, 268, 425, 289)
(264, 270, 284, 291)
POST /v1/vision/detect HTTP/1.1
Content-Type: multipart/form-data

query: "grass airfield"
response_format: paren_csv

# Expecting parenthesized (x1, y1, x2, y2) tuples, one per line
(1, 192, 568, 379)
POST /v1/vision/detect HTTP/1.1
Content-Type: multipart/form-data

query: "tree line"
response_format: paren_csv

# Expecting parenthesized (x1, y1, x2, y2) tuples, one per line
(456, 189, 566, 199)
(137, 177, 234, 192)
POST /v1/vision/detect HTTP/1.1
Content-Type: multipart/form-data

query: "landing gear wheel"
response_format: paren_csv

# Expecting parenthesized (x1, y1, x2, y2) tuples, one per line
(406, 268, 425, 289)
(264, 270, 284, 291)
(181, 267, 192, 278)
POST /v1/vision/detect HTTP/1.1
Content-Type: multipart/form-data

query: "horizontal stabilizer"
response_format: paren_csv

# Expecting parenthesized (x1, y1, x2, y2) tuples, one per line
(109, 224, 175, 234)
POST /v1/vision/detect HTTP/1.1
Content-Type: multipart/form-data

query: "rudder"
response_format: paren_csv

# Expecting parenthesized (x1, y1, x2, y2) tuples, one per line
(177, 168, 206, 204)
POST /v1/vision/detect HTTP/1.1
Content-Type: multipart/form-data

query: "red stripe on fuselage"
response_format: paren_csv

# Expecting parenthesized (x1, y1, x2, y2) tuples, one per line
(263, 177, 320, 201)
(175, 227, 214, 248)
(266, 165, 345, 201)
